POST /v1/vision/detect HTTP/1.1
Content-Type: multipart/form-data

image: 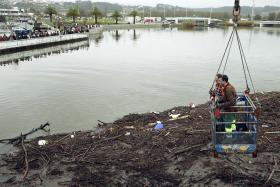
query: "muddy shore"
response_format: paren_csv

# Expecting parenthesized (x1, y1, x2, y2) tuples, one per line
(0, 92, 280, 186)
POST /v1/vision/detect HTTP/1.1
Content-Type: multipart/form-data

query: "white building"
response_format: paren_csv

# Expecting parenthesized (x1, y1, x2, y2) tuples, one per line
(0, 7, 34, 19)
(165, 17, 221, 26)
(124, 16, 141, 24)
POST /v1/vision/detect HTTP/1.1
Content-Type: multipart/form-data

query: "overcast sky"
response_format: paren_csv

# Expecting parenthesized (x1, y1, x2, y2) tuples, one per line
(62, 0, 280, 8)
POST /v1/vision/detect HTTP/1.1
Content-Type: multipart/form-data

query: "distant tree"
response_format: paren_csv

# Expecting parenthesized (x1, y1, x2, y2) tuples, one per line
(91, 7, 102, 24)
(30, 7, 41, 16)
(79, 8, 90, 17)
(111, 10, 121, 24)
(254, 14, 262, 21)
(0, 15, 6, 22)
(129, 10, 139, 24)
(45, 5, 57, 23)
(277, 12, 280, 21)
(67, 7, 80, 23)
(222, 12, 230, 20)
(268, 12, 277, 21)
(247, 14, 251, 20)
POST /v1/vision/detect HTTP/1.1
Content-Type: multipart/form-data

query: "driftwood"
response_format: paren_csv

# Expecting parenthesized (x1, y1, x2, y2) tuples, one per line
(173, 144, 204, 156)
(21, 135, 29, 180)
(0, 122, 50, 145)
(265, 157, 278, 185)
(97, 120, 112, 127)
(265, 131, 280, 134)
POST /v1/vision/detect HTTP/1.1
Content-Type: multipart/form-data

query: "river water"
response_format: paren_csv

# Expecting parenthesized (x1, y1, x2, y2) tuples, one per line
(0, 27, 280, 144)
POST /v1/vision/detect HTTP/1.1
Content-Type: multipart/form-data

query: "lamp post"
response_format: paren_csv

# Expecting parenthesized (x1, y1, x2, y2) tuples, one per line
(251, 0, 255, 21)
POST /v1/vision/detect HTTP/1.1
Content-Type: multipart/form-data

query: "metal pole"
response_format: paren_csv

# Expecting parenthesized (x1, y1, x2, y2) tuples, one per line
(251, 0, 255, 21)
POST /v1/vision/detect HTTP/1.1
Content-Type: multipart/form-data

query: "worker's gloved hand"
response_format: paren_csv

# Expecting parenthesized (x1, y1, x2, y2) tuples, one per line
(244, 88, 250, 95)
(214, 108, 221, 118)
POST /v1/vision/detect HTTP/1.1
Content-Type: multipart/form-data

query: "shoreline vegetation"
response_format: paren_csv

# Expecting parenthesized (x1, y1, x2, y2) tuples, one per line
(0, 91, 280, 186)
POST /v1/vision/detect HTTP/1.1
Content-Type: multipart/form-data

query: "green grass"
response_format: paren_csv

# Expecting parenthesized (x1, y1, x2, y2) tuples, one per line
(178, 21, 195, 30)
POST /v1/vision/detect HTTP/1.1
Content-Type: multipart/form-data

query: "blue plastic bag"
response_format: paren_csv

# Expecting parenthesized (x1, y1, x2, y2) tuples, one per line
(154, 121, 164, 130)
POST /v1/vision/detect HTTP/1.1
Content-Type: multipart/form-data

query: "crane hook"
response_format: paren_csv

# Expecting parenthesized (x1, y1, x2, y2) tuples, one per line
(233, 0, 241, 24)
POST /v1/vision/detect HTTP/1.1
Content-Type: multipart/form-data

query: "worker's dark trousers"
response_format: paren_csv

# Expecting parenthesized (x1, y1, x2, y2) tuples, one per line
(217, 114, 235, 130)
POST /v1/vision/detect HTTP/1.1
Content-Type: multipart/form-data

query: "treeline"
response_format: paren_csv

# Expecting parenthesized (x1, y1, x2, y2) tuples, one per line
(6, 1, 280, 21)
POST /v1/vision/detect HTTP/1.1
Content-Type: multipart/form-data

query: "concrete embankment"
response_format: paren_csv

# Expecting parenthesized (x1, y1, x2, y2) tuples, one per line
(0, 40, 90, 65)
(0, 34, 89, 55)
(101, 23, 163, 30)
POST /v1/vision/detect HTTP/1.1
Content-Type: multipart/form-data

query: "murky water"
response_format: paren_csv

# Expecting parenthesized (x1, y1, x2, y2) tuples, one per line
(0, 27, 280, 144)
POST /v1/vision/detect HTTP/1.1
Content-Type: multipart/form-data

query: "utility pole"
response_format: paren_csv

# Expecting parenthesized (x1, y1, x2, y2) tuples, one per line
(185, 7, 188, 17)
(163, 6, 166, 19)
(174, 7, 176, 17)
(251, 0, 255, 21)
(150, 7, 152, 19)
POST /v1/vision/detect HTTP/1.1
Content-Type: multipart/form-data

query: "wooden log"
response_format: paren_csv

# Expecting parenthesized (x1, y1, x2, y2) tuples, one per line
(0, 122, 50, 144)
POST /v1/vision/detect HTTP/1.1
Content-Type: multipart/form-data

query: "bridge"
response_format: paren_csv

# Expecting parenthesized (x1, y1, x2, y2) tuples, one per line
(260, 21, 280, 27)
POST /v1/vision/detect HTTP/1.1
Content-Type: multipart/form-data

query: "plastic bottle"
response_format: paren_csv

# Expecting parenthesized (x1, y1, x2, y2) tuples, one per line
(38, 140, 48, 146)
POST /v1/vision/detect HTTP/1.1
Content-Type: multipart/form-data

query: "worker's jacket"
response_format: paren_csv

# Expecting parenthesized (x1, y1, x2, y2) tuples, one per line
(210, 82, 224, 101)
(218, 82, 237, 112)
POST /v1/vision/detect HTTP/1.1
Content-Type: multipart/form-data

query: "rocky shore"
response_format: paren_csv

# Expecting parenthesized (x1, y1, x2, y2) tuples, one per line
(0, 92, 280, 186)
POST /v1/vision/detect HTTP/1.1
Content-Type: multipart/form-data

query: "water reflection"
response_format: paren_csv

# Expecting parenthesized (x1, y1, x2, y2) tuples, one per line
(112, 30, 121, 41)
(263, 28, 280, 36)
(132, 29, 140, 41)
(0, 40, 90, 66)
(88, 32, 104, 45)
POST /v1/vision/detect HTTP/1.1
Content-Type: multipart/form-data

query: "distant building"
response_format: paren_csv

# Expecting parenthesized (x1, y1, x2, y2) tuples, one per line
(165, 17, 221, 26)
(124, 16, 141, 24)
(0, 7, 34, 19)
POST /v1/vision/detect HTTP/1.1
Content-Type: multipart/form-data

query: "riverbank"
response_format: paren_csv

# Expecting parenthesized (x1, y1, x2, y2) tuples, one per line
(101, 23, 163, 30)
(0, 91, 279, 186)
(0, 40, 90, 66)
(0, 34, 89, 55)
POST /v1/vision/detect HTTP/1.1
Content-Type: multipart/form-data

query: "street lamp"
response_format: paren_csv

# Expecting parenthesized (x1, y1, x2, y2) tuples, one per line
(163, 6, 166, 19)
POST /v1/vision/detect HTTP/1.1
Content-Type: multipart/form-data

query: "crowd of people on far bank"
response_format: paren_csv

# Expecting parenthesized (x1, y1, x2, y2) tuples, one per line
(0, 24, 101, 42)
